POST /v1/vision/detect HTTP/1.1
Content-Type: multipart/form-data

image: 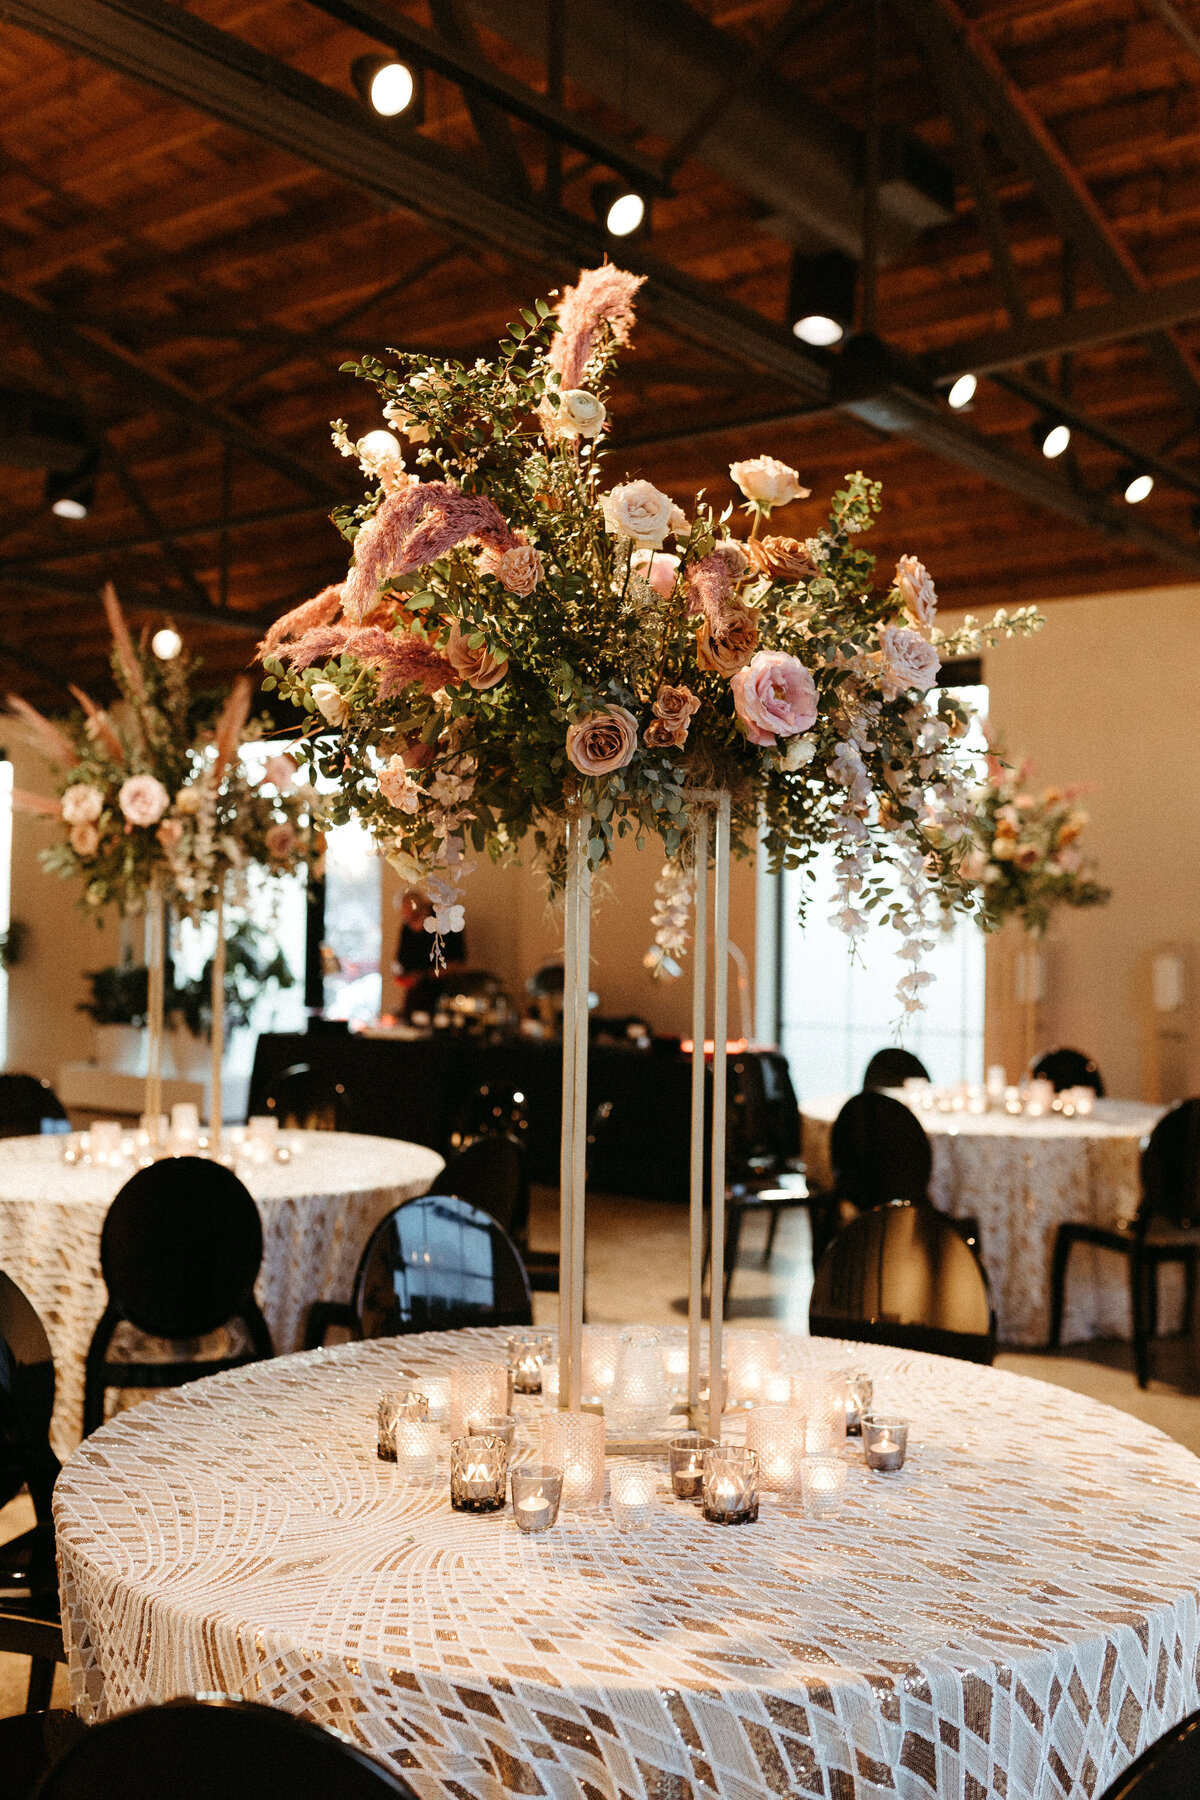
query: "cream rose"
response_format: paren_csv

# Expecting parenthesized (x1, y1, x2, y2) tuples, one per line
(601, 480, 678, 548)
(729, 456, 810, 510)
(879, 626, 940, 699)
(731, 651, 818, 748)
(565, 705, 639, 776)
(696, 606, 758, 675)
(895, 555, 937, 632)
(554, 389, 607, 439)
(782, 733, 816, 771)
(118, 774, 169, 829)
(446, 621, 509, 690)
(69, 821, 100, 857)
(311, 680, 350, 727)
(495, 544, 542, 598)
(61, 783, 103, 826)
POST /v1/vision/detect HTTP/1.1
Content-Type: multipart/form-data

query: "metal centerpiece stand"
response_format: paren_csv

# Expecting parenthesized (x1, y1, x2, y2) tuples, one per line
(208, 875, 227, 1152)
(143, 871, 166, 1145)
(557, 790, 732, 1440)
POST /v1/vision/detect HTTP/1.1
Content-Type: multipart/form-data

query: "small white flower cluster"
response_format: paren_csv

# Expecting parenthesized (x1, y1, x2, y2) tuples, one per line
(644, 856, 693, 979)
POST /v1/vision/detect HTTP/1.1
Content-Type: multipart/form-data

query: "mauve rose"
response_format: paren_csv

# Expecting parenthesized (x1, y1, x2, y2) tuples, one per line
(630, 550, 680, 597)
(895, 554, 937, 631)
(696, 606, 758, 675)
(653, 684, 700, 730)
(61, 783, 103, 826)
(69, 822, 99, 857)
(400, 736, 437, 770)
(601, 480, 678, 548)
(266, 822, 297, 860)
(495, 544, 542, 597)
(729, 456, 810, 509)
(446, 621, 509, 690)
(156, 817, 184, 850)
(879, 626, 940, 698)
(565, 705, 639, 776)
(1013, 843, 1039, 872)
(644, 717, 686, 750)
(744, 535, 819, 582)
(730, 650, 818, 748)
(118, 774, 170, 828)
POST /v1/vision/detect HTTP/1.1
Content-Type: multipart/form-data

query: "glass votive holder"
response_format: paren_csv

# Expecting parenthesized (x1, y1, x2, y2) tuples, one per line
(610, 1461, 657, 1530)
(838, 1370, 874, 1435)
(541, 1361, 560, 1406)
(794, 1375, 848, 1452)
(449, 1434, 509, 1512)
(171, 1101, 200, 1138)
(61, 1132, 83, 1166)
(465, 1412, 515, 1451)
(541, 1409, 605, 1509)
(511, 1465, 563, 1533)
(247, 1114, 279, 1149)
(726, 1330, 780, 1407)
(745, 1406, 808, 1493)
(1074, 1086, 1095, 1117)
(669, 1433, 716, 1501)
(608, 1328, 666, 1435)
(700, 1446, 759, 1525)
(394, 1418, 440, 1480)
(863, 1416, 909, 1473)
(663, 1342, 689, 1398)
(581, 1326, 621, 1406)
(507, 1332, 553, 1395)
(89, 1119, 124, 1165)
(449, 1360, 508, 1439)
(422, 1376, 450, 1424)
(802, 1453, 848, 1517)
(378, 1389, 429, 1460)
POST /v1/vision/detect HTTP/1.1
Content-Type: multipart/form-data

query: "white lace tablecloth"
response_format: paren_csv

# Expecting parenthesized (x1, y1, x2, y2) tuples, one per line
(54, 1326, 1200, 1800)
(800, 1095, 1164, 1348)
(0, 1131, 442, 1457)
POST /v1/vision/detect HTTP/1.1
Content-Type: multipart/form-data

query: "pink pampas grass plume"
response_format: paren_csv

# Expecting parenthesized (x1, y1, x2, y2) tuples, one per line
(11, 788, 65, 817)
(212, 676, 253, 782)
(342, 484, 522, 622)
(101, 582, 146, 701)
(684, 546, 746, 625)
(68, 685, 125, 765)
(283, 625, 351, 671)
(6, 694, 79, 768)
(257, 584, 344, 660)
(344, 629, 455, 699)
(548, 264, 644, 391)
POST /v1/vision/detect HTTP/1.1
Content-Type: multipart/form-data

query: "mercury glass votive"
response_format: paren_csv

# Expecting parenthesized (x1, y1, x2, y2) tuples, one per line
(610, 1461, 657, 1530)
(669, 1433, 716, 1501)
(726, 1331, 780, 1407)
(511, 1465, 563, 1533)
(394, 1418, 440, 1480)
(745, 1407, 808, 1493)
(507, 1332, 553, 1395)
(863, 1416, 909, 1472)
(838, 1370, 874, 1435)
(702, 1446, 759, 1524)
(464, 1412, 515, 1451)
(802, 1453, 848, 1516)
(449, 1360, 509, 1439)
(541, 1409, 605, 1509)
(378, 1389, 429, 1460)
(449, 1434, 509, 1512)
(608, 1328, 666, 1435)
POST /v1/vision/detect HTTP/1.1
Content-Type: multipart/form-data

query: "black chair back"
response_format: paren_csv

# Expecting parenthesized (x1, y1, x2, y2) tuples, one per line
(100, 1158, 265, 1340)
(1140, 1098, 1200, 1233)
(862, 1047, 930, 1091)
(830, 1090, 932, 1209)
(0, 1272, 59, 1526)
(440, 1135, 528, 1238)
(354, 1193, 532, 1337)
(447, 1080, 530, 1154)
(757, 1051, 801, 1163)
(810, 1199, 996, 1363)
(1097, 1707, 1200, 1799)
(266, 1062, 348, 1131)
(31, 1695, 419, 1799)
(1032, 1046, 1105, 1095)
(0, 1075, 69, 1140)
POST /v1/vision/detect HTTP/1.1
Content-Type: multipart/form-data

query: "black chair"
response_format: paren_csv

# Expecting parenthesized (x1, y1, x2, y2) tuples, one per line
(810, 1198, 996, 1363)
(1097, 1707, 1200, 1799)
(83, 1159, 274, 1437)
(1049, 1098, 1200, 1387)
(0, 1074, 69, 1140)
(862, 1047, 930, 1091)
(31, 1695, 419, 1799)
(0, 1272, 66, 1711)
(0, 1709, 86, 1799)
(831, 1089, 932, 1209)
(719, 1053, 820, 1302)
(440, 1135, 528, 1239)
(265, 1061, 349, 1131)
(1032, 1046, 1105, 1095)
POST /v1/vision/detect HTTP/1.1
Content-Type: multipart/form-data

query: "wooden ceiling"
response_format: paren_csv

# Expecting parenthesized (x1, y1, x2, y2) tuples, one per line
(1, 0, 1199, 705)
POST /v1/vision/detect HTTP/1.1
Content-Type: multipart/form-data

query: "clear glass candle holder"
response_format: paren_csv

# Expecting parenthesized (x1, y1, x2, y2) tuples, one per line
(663, 1342, 690, 1400)
(838, 1370, 874, 1436)
(449, 1360, 508, 1439)
(423, 1376, 451, 1424)
(511, 1465, 563, 1533)
(394, 1418, 440, 1480)
(450, 1434, 509, 1512)
(581, 1326, 621, 1406)
(610, 1461, 657, 1530)
(702, 1446, 759, 1525)
(541, 1362, 560, 1406)
(608, 1328, 666, 1435)
(507, 1332, 553, 1395)
(541, 1410, 605, 1508)
(802, 1453, 847, 1517)
(464, 1412, 515, 1450)
(726, 1330, 780, 1407)
(863, 1416, 909, 1473)
(377, 1390, 429, 1460)
(794, 1375, 848, 1452)
(669, 1433, 716, 1501)
(745, 1406, 808, 1493)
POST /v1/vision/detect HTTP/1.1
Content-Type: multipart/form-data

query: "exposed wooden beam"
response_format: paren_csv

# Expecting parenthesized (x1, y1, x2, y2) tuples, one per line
(0, 569, 272, 636)
(928, 272, 1200, 380)
(0, 502, 331, 574)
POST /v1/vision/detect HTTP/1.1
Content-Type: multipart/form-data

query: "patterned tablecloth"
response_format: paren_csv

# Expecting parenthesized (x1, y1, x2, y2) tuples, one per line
(801, 1095, 1164, 1347)
(0, 1131, 442, 1457)
(55, 1326, 1200, 1800)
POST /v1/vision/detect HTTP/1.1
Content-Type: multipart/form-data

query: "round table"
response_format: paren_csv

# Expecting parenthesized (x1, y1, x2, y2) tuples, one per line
(801, 1094, 1164, 1347)
(0, 1130, 442, 1456)
(55, 1327, 1200, 1800)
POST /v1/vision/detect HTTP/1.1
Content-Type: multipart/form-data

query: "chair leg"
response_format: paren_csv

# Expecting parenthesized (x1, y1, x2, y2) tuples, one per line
(25, 1656, 56, 1713)
(1185, 1252, 1198, 1338)
(723, 1206, 743, 1306)
(1132, 1252, 1152, 1390)
(762, 1207, 781, 1267)
(1047, 1229, 1075, 1350)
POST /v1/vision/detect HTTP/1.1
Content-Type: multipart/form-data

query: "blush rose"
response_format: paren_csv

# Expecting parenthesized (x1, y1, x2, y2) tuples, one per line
(730, 650, 818, 748)
(565, 705, 639, 776)
(446, 621, 509, 690)
(118, 774, 170, 829)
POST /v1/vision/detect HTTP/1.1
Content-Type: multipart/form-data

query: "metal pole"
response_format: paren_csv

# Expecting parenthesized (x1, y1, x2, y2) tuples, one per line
(557, 817, 579, 1408)
(209, 877, 226, 1150)
(145, 872, 165, 1145)
(708, 792, 732, 1439)
(569, 818, 591, 1411)
(687, 808, 710, 1425)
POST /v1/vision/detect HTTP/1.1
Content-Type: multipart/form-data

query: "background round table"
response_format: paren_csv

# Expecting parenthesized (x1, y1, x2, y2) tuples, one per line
(0, 1130, 442, 1456)
(801, 1094, 1164, 1347)
(55, 1326, 1200, 1800)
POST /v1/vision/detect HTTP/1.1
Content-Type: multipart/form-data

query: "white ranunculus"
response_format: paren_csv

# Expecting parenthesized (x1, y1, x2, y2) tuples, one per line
(782, 734, 816, 771)
(311, 680, 350, 727)
(61, 783, 103, 825)
(556, 389, 607, 438)
(601, 480, 678, 548)
(729, 455, 810, 509)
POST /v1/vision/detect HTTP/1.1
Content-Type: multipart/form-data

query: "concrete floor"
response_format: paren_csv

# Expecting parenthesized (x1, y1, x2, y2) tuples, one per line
(6, 1185, 1200, 1718)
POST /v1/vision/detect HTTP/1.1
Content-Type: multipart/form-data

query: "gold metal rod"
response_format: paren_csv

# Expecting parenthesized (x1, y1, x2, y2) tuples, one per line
(209, 877, 226, 1151)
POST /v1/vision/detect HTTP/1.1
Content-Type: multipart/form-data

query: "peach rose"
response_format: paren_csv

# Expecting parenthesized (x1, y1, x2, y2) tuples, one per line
(696, 606, 758, 675)
(446, 621, 509, 691)
(730, 650, 818, 748)
(118, 774, 169, 828)
(565, 705, 639, 776)
(654, 684, 700, 731)
(744, 536, 819, 582)
(69, 822, 100, 857)
(495, 544, 542, 597)
(879, 626, 939, 699)
(630, 550, 680, 597)
(895, 555, 937, 631)
(378, 755, 421, 814)
(156, 817, 184, 850)
(265, 822, 297, 860)
(729, 456, 810, 509)
(1013, 844, 1039, 872)
(61, 783, 103, 826)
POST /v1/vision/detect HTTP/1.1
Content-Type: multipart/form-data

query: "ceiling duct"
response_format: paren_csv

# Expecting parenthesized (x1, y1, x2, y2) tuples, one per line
(0, 389, 92, 470)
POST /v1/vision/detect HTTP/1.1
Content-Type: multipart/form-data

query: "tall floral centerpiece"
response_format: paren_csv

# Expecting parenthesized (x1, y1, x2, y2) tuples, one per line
(258, 262, 1041, 1420)
(966, 755, 1109, 1070)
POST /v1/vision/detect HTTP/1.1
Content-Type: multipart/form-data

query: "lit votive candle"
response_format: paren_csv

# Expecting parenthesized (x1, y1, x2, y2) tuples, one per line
(794, 1375, 848, 1452)
(449, 1434, 509, 1512)
(394, 1418, 440, 1480)
(701, 1446, 759, 1525)
(465, 1412, 515, 1451)
(863, 1416, 909, 1473)
(663, 1343, 690, 1397)
(507, 1332, 552, 1395)
(669, 1433, 716, 1501)
(838, 1370, 874, 1435)
(511, 1465, 563, 1533)
(541, 1362, 560, 1406)
(581, 1327, 621, 1406)
(421, 1376, 450, 1424)
(377, 1389, 429, 1460)
(726, 1331, 780, 1407)
(610, 1461, 657, 1530)
(745, 1407, 808, 1493)
(801, 1453, 847, 1517)
(449, 1360, 508, 1439)
(541, 1410, 605, 1509)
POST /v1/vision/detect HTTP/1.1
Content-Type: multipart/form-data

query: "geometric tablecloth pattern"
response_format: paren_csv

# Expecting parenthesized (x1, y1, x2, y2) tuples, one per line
(55, 1328, 1200, 1799)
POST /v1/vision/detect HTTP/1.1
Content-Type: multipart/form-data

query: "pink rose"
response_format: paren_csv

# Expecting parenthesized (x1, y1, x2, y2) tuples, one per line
(263, 753, 298, 792)
(631, 550, 680, 597)
(118, 774, 169, 828)
(61, 783, 103, 826)
(879, 626, 940, 699)
(446, 621, 509, 691)
(565, 705, 639, 776)
(156, 817, 184, 850)
(731, 650, 818, 748)
(895, 555, 937, 632)
(265, 822, 297, 860)
(69, 822, 99, 857)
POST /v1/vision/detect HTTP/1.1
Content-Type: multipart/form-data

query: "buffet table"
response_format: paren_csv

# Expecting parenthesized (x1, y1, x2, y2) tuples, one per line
(0, 1130, 442, 1456)
(55, 1327, 1200, 1799)
(801, 1094, 1164, 1347)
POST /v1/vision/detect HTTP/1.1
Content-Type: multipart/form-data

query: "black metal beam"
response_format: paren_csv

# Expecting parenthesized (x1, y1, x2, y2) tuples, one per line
(0, 569, 272, 635)
(0, 502, 330, 574)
